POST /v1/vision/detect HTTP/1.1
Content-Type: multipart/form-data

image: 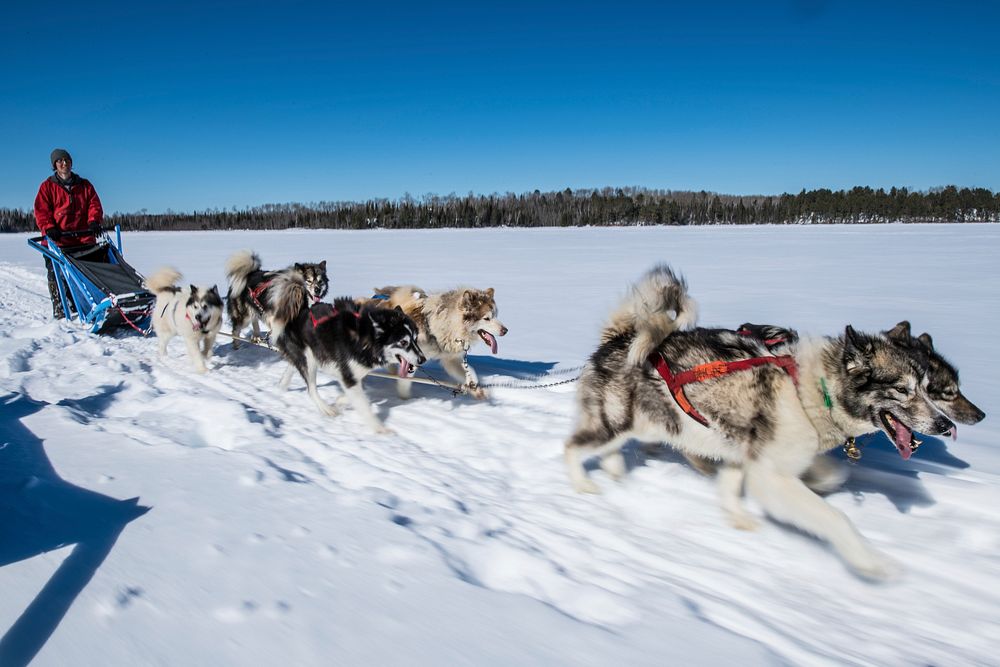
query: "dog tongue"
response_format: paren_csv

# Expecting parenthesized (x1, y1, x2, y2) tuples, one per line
(398, 358, 411, 378)
(893, 421, 914, 460)
(483, 331, 498, 354)
(951, 425, 958, 441)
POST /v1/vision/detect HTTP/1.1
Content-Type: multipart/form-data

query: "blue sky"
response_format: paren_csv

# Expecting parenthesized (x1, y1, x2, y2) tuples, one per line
(2, 1, 998, 213)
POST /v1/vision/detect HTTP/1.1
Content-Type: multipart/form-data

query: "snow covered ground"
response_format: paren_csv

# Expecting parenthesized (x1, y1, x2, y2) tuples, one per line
(1, 224, 998, 666)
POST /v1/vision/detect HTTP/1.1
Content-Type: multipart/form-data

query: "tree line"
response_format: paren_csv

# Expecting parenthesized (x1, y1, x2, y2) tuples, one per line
(3, 185, 998, 234)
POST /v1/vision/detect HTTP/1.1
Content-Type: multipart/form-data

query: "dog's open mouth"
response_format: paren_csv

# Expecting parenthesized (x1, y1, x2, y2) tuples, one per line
(396, 355, 415, 378)
(478, 330, 498, 354)
(879, 410, 922, 460)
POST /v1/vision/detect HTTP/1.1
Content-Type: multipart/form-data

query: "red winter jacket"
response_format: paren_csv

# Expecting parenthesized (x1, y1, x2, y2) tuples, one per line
(33, 174, 104, 247)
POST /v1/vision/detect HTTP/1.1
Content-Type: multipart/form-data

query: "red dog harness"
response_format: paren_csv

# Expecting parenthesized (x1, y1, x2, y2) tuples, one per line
(310, 306, 359, 329)
(649, 352, 799, 427)
(248, 280, 272, 311)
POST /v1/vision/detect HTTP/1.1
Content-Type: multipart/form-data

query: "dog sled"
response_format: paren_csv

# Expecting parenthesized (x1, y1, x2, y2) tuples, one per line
(27, 225, 156, 334)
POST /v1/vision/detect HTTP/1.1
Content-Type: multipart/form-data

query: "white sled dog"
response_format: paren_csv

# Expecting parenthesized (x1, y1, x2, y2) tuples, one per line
(270, 274, 426, 433)
(370, 285, 508, 399)
(564, 265, 955, 579)
(147, 267, 224, 373)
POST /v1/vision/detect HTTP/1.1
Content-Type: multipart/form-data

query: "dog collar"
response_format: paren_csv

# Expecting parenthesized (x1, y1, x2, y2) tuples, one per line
(820, 377, 864, 462)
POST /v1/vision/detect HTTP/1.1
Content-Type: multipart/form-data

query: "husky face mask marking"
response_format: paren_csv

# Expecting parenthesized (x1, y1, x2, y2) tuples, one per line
(186, 284, 223, 332)
(841, 325, 954, 460)
(377, 308, 427, 378)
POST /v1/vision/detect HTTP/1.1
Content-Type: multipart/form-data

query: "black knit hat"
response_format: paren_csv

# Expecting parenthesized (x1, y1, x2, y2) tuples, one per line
(50, 148, 72, 169)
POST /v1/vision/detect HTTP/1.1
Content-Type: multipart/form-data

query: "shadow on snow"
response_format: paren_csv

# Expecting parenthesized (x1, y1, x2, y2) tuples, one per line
(0, 392, 150, 667)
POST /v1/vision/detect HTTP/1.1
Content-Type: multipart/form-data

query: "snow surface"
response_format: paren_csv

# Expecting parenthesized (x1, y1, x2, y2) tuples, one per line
(1, 224, 998, 666)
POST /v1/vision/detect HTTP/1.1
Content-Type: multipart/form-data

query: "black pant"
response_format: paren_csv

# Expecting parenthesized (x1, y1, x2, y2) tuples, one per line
(43, 244, 100, 319)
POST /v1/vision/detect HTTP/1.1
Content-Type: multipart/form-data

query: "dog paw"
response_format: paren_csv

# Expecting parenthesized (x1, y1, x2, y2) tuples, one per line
(600, 452, 627, 480)
(725, 510, 760, 531)
(848, 549, 901, 582)
(374, 425, 396, 436)
(465, 385, 488, 400)
(571, 477, 602, 494)
(319, 404, 340, 417)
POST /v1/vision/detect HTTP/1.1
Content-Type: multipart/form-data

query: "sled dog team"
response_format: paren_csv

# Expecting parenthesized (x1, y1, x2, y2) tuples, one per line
(147, 250, 508, 433)
(148, 256, 985, 578)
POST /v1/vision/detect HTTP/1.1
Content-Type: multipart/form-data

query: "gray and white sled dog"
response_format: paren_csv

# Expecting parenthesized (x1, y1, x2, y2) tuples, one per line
(269, 273, 426, 433)
(224, 250, 329, 348)
(369, 285, 508, 399)
(683, 320, 985, 481)
(147, 267, 224, 374)
(564, 265, 956, 579)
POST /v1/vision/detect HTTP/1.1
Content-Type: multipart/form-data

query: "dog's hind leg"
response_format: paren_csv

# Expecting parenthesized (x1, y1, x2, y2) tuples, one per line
(228, 302, 244, 350)
(303, 352, 338, 416)
(743, 460, 895, 579)
(157, 331, 174, 358)
(278, 364, 296, 390)
(564, 431, 630, 494)
(717, 465, 758, 531)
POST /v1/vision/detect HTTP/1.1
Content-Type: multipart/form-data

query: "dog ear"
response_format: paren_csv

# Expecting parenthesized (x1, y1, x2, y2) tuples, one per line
(843, 325, 874, 377)
(319, 260, 327, 270)
(190, 284, 198, 294)
(885, 321, 912, 345)
(917, 332, 934, 350)
(394, 305, 403, 313)
(462, 290, 473, 306)
(485, 287, 495, 299)
(368, 311, 383, 336)
(209, 285, 219, 295)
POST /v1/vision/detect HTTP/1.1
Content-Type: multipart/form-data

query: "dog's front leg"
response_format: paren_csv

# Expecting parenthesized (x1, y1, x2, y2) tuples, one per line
(717, 465, 759, 531)
(184, 335, 208, 373)
(443, 355, 485, 399)
(342, 380, 393, 435)
(201, 331, 218, 361)
(744, 461, 896, 579)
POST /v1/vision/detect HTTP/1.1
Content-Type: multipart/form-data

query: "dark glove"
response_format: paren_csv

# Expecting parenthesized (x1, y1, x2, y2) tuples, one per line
(89, 221, 103, 235)
(46, 227, 63, 242)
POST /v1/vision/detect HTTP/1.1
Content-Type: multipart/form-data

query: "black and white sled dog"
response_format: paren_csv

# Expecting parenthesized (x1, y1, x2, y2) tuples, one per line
(564, 265, 956, 579)
(369, 285, 508, 399)
(269, 274, 426, 433)
(147, 267, 224, 373)
(224, 250, 329, 348)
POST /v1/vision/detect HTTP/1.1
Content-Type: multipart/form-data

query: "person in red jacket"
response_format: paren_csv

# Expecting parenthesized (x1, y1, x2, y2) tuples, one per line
(33, 148, 105, 318)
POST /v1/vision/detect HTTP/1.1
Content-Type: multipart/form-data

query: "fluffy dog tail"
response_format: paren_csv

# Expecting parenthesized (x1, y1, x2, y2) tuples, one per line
(146, 267, 182, 294)
(267, 271, 309, 340)
(603, 264, 698, 366)
(224, 250, 262, 297)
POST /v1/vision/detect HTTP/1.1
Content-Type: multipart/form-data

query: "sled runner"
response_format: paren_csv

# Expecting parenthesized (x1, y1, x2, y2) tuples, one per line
(27, 225, 156, 334)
